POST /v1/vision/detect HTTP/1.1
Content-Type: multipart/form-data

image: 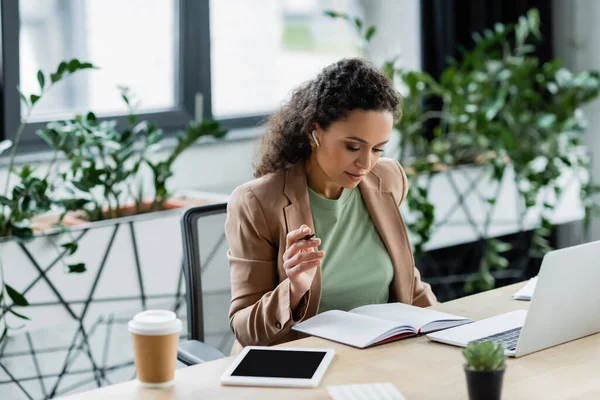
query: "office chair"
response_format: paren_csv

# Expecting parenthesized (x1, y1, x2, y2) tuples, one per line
(177, 203, 234, 366)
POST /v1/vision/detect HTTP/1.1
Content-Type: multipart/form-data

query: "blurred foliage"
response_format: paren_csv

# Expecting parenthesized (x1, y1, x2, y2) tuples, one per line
(37, 91, 226, 222)
(326, 9, 600, 292)
(0, 59, 227, 343)
(0, 59, 96, 341)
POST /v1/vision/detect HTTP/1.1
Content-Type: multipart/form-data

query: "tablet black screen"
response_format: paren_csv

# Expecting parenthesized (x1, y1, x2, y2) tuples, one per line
(231, 349, 327, 379)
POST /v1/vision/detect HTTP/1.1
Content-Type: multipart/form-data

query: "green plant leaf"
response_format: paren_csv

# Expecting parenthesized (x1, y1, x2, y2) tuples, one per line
(68, 263, 86, 273)
(490, 254, 509, 269)
(67, 59, 81, 72)
(59, 198, 90, 211)
(5, 285, 28, 306)
(57, 61, 68, 74)
(8, 308, 30, 320)
(10, 225, 34, 242)
(323, 10, 349, 20)
(537, 114, 557, 128)
(37, 70, 45, 90)
(490, 239, 512, 253)
(354, 17, 363, 30)
(36, 128, 59, 147)
(463, 341, 507, 371)
(18, 90, 29, 106)
(365, 26, 377, 42)
(72, 180, 93, 192)
(50, 72, 61, 83)
(30, 94, 40, 105)
(485, 86, 507, 120)
(382, 57, 399, 81)
(527, 8, 541, 38)
(61, 241, 79, 256)
(19, 165, 34, 180)
(0, 196, 11, 206)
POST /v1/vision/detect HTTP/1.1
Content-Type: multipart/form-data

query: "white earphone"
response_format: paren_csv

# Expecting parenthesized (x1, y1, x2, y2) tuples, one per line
(311, 130, 320, 147)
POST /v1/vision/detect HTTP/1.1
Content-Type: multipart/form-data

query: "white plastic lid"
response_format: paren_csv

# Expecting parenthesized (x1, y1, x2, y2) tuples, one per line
(128, 310, 182, 336)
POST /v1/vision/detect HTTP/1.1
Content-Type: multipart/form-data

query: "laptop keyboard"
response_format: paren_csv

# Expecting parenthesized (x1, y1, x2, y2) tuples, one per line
(470, 327, 522, 351)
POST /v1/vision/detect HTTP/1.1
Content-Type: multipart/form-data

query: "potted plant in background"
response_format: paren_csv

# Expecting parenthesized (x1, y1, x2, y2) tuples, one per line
(0, 58, 232, 399)
(36, 86, 227, 226)
(0, 59, 97, 342)
(326, 8, 600, 296)
(0, 58, 228, 343)
(463, 341, 507, 400)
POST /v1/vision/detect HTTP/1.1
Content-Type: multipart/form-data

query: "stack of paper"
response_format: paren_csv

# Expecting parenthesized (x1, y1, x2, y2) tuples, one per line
(513, 277, 538, 300)
(327, 383, 406, 400)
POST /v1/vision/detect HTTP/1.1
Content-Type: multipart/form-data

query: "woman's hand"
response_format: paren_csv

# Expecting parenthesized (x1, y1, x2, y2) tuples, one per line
(283, 225, 324, 310)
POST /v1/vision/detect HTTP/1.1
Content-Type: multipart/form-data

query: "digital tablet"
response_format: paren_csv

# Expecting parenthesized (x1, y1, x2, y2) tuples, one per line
(220, 346, 335, 388)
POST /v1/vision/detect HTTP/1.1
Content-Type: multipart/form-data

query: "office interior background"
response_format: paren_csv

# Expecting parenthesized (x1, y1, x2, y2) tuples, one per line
(0, 0, 599, 398)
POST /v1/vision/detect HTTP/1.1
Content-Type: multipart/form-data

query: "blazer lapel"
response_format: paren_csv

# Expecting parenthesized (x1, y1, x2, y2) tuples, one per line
(282, 162, 316, 234)
(359, 171, 414, 304)
(282, 163, 321, 317)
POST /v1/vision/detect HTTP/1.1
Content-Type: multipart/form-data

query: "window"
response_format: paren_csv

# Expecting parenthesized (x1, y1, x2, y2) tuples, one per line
(1, 0, 421, 152)
(19, 0, 178, 120)
(209, 0, 363, 118)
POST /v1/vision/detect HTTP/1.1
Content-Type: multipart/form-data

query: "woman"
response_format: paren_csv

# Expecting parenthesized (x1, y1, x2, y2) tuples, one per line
(225, 57, 437, 354)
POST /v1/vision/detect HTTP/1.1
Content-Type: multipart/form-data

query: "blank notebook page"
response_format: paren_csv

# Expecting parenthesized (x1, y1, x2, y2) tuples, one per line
(351, 303, 467, 329)
(327, 382, 407, 400)
(293, 310, 400, 348)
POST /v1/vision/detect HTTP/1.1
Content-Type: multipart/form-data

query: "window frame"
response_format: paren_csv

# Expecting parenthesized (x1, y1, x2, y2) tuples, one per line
(0, 0, 266, 155)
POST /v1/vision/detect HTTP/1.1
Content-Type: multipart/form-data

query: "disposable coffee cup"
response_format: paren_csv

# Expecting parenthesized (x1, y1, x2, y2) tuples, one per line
(128, 310, 182, 388)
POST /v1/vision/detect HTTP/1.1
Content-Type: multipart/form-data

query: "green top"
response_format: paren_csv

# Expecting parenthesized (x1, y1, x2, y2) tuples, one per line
(308, 187, 394, 314)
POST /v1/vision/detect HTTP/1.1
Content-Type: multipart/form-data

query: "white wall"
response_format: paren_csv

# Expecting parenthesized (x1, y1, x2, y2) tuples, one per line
(553, 0, 600, 245)
(169, 136, 257, 194)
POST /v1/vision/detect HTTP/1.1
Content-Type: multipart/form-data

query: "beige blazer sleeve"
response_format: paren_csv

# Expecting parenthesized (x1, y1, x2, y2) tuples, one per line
(225, 186, 309, 347)
(395, 160, 438, 307)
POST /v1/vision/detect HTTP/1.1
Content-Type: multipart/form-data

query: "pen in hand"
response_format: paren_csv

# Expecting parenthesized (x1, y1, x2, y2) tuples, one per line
(284, 226, 324, 310)
(302, 233, 315, 241)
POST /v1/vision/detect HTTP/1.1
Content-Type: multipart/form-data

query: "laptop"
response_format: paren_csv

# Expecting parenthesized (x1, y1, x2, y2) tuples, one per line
(427, 240, 600, 357)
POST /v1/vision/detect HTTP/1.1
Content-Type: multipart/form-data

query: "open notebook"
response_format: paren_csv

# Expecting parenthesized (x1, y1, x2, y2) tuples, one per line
(292, 303, 472, 349)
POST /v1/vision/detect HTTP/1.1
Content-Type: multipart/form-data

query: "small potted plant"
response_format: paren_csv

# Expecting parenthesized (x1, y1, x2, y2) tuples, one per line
(463, 341, 507, 400)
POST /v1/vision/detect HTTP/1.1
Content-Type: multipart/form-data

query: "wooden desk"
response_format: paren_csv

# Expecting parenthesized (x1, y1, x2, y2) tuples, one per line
(60, 282, 600, 399)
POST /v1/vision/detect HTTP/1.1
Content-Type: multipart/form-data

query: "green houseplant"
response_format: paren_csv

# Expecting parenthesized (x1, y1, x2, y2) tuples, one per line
(463, 341, 508, 400)
(0, 59, 97, 342)
(37, 88, 227, 224)
(0, 59, 227, 344)
(326, 8, 600, 292)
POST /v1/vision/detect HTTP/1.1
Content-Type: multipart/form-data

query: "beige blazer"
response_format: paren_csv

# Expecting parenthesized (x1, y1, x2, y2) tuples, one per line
(225, 158, 437, 355)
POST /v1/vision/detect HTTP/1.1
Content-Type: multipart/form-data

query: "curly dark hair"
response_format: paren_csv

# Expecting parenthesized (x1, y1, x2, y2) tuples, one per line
(254, 57, 402, 178)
